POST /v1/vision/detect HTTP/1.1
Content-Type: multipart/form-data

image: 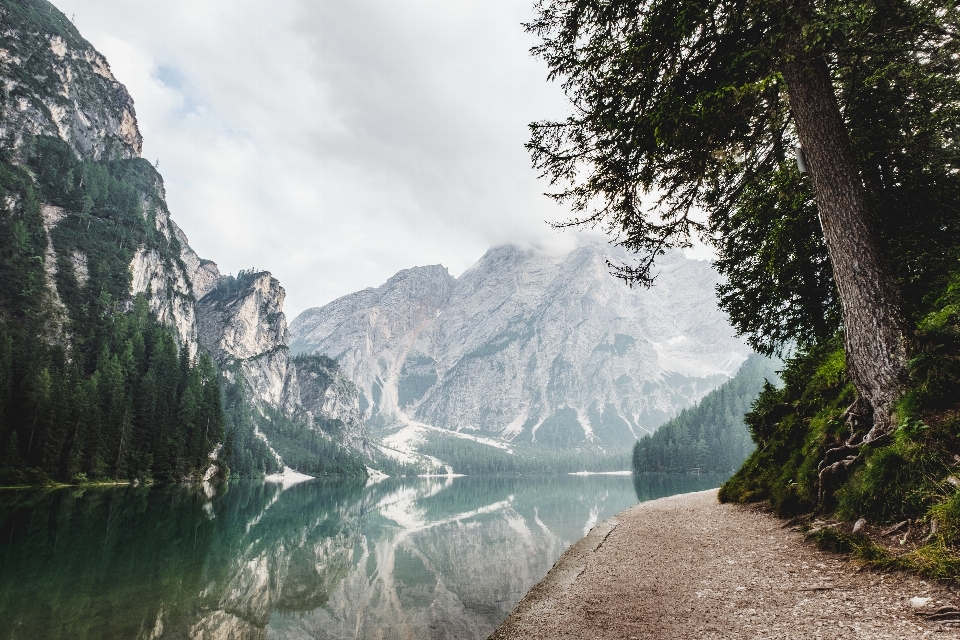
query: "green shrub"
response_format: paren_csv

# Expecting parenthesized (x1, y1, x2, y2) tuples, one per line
(722, 266, 960, 581)
(720, 338, 852, 515)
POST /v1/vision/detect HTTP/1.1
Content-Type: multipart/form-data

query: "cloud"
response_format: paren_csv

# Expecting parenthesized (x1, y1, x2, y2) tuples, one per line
(50, 0, 641, 317)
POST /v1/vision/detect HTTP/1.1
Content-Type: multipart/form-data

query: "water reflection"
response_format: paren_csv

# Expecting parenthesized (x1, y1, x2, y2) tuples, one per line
(0, 473, 724, 640)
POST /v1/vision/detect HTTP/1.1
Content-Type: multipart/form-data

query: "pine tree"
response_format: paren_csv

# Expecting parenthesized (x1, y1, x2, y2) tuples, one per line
(526, 0, 960, 444)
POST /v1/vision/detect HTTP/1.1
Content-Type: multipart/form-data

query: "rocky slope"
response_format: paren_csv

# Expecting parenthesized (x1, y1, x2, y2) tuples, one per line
(197, 272, 369, 456)
(290, 243, 750, 451)
(0, 0, 367, 473)
(0, 4, 142, 161)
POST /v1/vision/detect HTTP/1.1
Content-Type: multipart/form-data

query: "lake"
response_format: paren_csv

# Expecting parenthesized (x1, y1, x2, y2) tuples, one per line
(0, 473, 724, 640)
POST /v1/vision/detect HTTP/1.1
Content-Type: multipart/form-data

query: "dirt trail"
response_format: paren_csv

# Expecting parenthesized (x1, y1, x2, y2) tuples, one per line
(490, 489, 960, 639)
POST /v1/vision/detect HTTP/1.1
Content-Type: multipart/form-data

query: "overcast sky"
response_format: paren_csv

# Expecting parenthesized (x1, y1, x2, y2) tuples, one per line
(52, 0, 710, 319)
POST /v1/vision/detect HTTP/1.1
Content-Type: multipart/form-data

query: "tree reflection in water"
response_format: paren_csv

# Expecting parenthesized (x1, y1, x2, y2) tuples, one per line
(0, 472, 723, 639)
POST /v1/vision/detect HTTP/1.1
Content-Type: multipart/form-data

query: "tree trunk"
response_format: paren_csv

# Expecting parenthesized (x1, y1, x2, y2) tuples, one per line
(115, 408, 130, 478)
(780, 33, 909, 438)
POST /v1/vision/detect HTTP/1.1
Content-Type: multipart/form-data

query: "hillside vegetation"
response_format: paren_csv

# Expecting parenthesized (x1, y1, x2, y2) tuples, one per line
(720, 280, 960, 576)
(0, 137, 224, 484)
(632, 355, 779, 475)
(0, 0, 367, 484)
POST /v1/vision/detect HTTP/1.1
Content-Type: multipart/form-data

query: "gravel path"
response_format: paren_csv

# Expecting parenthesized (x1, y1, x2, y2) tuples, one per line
(490, 489, 960, 640)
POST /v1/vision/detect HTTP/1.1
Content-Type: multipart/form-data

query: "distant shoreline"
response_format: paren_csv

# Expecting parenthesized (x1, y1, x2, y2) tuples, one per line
(567, 470, 632, 476)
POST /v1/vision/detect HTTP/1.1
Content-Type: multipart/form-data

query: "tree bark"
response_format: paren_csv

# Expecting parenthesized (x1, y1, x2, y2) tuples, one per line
(779, 32, 909, 438)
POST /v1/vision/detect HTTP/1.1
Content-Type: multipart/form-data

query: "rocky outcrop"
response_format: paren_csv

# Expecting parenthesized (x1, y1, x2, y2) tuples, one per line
(290, 242, 751, 449)
(37, 203, 69, 342)
(128, 245, 200, 357)
(0, 0, 367, 466)
(169, 214, 222, 300)
(290, 265, 457, 422)
(0, 11, 142, 160)
(0, 2, 210, 358)
(197, 272, 288, 364)
(197, 271, 300, 418)
(196, 272, 369, 455)
(294, 356, 369, 454)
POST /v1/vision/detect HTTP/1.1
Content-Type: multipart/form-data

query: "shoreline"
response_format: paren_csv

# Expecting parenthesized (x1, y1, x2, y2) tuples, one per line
(490, 489, 960, 639)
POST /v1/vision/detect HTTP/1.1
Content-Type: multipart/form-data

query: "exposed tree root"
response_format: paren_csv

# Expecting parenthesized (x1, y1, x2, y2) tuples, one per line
(923, 518, 940, 543)
(917, 606, 960, 621)
(817, 400, 870, 506)
(880, 520, 909, 537)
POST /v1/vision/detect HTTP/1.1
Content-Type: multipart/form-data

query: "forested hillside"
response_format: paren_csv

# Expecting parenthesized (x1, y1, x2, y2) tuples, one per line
(0, 0, 367, 484)
(0, 136, 225, 484)
(632, 355, 779, 474)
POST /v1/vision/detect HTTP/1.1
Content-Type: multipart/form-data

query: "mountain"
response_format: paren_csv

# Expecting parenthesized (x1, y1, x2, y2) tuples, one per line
(196, 271, 371, 469)
(290, 243, 751, 454)
(0, 0, 366, 483)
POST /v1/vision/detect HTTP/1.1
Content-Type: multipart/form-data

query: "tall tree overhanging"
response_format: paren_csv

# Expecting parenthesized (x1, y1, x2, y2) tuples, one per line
(525, 0, 960, 443)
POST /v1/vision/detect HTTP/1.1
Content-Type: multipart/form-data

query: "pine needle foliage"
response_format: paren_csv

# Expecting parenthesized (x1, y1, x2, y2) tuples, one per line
(526, 0, 960, 356)
(0, 136, 225, 485)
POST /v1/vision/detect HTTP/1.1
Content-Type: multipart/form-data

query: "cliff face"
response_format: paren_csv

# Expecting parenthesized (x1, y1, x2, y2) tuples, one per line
(293, 355, 370, 454)
(0, 4, 142, 160)
(290, 265, 458, 422)
(197, 272, 300, 421)
(197, 273, 369, 456)
(0, 0, 368, 472)
(1, 0, 209, 357)
(126, 223, 215, 359)
(290, 243, 750, 449)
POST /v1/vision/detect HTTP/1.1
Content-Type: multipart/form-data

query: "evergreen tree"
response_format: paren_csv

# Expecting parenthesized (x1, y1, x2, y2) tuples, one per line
(632, 355, 780, 474)
(526, 0, 960, 442)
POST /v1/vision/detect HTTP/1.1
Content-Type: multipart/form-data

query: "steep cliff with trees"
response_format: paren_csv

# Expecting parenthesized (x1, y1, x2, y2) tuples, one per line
(0, 123, 225, 484)
(0, 0, 367, 483)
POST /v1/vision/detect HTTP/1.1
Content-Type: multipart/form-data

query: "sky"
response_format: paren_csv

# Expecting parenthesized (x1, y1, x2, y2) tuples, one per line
(52, 0, 708, 319)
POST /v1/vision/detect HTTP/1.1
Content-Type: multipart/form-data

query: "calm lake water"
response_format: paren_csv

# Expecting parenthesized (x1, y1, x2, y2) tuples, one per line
(0, 472, 724, 640)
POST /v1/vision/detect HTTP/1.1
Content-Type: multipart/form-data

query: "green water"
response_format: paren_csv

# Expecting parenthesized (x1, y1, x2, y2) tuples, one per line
(0, 473, 724, 640)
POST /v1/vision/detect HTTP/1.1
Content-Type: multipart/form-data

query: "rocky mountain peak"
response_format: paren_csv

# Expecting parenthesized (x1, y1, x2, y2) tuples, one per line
(0, 3, 143, 160)
(197, 271, 288, 363)
(290, 240, 751, 450)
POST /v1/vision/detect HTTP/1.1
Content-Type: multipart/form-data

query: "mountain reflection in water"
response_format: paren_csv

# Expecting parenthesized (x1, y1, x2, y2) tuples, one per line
(0, 473, 724, 640)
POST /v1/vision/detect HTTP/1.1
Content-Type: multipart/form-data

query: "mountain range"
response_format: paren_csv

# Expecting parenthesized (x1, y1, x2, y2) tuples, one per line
(290, 244, 751, 459)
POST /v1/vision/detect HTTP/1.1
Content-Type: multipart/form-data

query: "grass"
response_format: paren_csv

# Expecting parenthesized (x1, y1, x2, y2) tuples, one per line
(806, 526, 960, 582)
(720, 270, 960, 582)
